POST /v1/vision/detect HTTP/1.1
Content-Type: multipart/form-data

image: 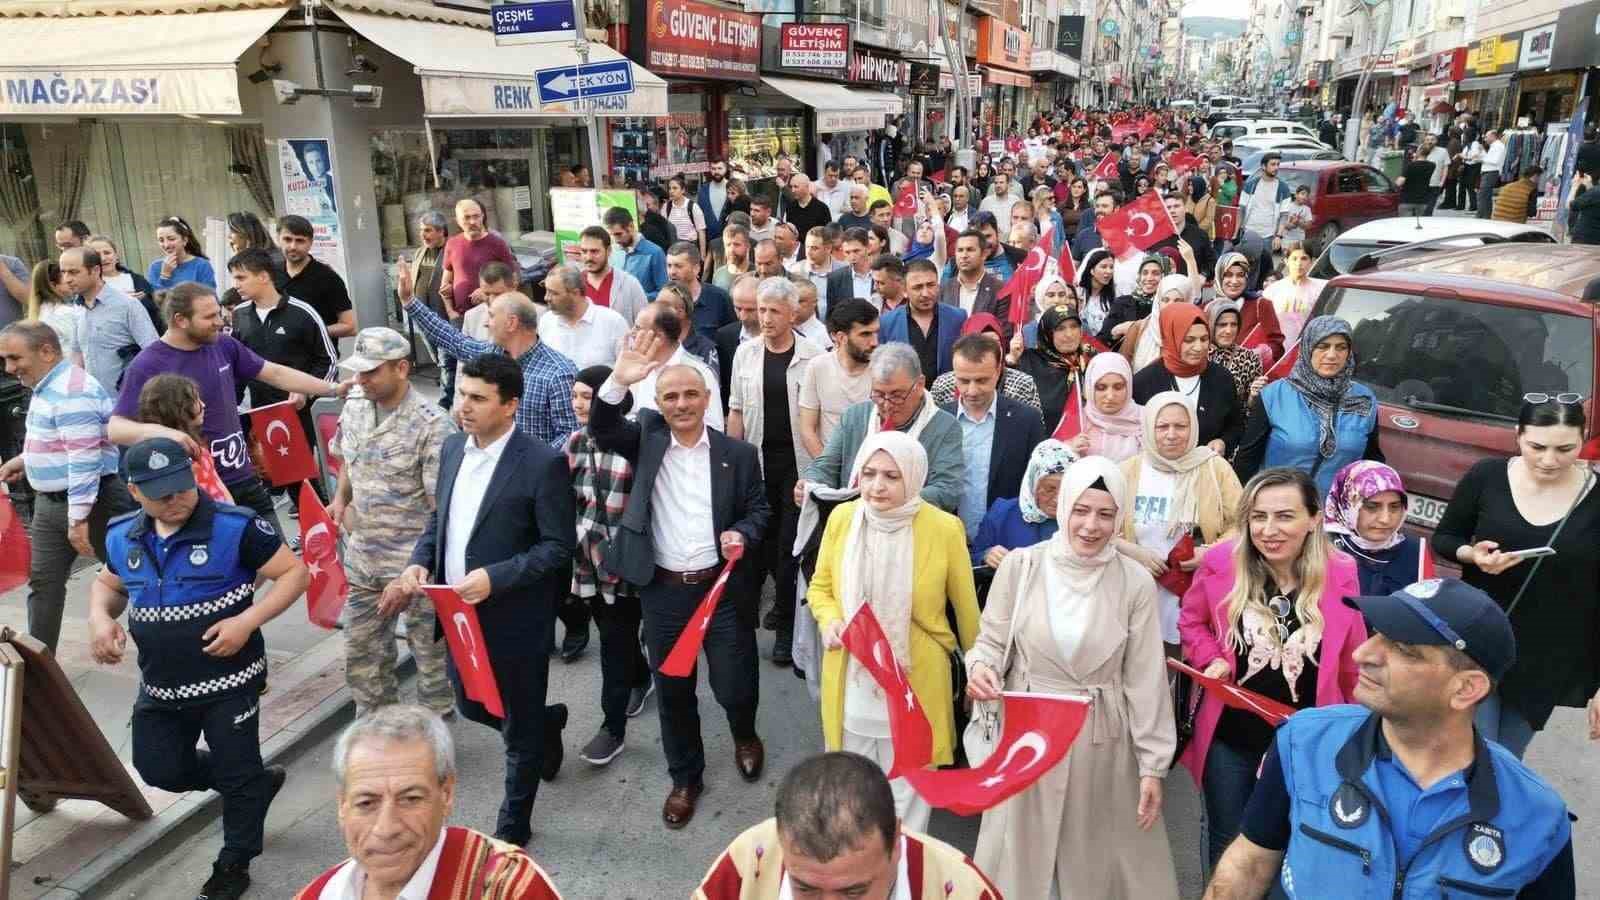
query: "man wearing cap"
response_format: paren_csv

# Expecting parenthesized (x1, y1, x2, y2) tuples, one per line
(329, 328, 456, 718)
(1204, 578, 1575, 899)
(88, 437, 309, 900)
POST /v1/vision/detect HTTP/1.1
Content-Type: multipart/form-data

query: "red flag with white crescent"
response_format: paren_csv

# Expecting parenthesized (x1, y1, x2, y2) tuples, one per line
(1167, 658, 1296, 725)
(899, 692, 1092, 815)
(1264, 340, 1299, 382)
(1096, 191, 1178, 259)
(1051, 380, 1084, 441)
(999, 244, 1050, 328)
(1214, 205, 1242, 242)
(0, 491, 30, 595)
(657, 544, 744, 677)
(1057, 240, 1077, 286)
(1091, 152, 1121, 181)
(423, 584, 505, 717)
(1238, 323, 1267, 352)
(893, 180, 918, 217)
(839, 605, 934, 775)
(248, 400, 319, 487)
(298, 481, 347, 629)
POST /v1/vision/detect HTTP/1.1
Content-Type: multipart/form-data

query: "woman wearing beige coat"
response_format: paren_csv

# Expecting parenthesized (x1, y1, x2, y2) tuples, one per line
(965, 456, 1180, 900)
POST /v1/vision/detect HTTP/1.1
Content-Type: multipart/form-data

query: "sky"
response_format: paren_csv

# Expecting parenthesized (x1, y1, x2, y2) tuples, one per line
(1180, 0, 1246, 20)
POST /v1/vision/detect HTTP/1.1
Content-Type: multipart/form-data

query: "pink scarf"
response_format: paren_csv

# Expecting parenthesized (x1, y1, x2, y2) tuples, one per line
(1081, 353, 1143, 461)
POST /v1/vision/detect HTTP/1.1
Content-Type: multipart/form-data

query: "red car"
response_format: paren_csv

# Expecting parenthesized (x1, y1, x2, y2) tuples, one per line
(1307, 244, 1600, 550)
(1273, 160, 1400, 254)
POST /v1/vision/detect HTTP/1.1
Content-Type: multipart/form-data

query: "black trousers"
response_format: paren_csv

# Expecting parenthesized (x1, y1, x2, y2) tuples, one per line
(641, 576, 759, 788)
(759, 452, 801, 643)
(132, 690, 270, 866)
(589, 593, 649, 739)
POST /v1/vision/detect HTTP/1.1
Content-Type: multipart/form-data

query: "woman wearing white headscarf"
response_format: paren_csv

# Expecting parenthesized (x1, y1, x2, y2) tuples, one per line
(1121, 274, 1195, 371)
(966, 456, 1180, 900)
(1118, 392, 1244, 645)
(809, 431, 980, 832)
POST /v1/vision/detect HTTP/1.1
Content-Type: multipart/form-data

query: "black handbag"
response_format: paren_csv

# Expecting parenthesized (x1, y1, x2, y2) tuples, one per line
(1171, 660, 1202, 761)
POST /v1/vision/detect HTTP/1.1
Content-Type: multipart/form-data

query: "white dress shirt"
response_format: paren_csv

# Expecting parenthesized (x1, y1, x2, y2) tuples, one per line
(796, 315, 830, 347)
(443, 427, 513, 584)
(599, 376, 719, 571)
(630, 344, 724, 431)
(1482, 139, 1507, 172)
(322, 826, 446, 900)
(538, 301, 630, 370)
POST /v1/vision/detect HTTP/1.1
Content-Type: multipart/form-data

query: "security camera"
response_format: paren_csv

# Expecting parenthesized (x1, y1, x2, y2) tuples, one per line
(351, 84, 383, 108)
(346, 53, 379, 76)
(273, 79, 303, 105)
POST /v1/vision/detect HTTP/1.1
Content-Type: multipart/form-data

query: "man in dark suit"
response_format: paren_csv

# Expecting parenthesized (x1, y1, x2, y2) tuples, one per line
(589, 330, 771, 830)
(825, 226, 875, 311)
(714, 273, 761, 415)
(939, 334, 1045, 543)
(388, 354, 576, 848)
(939, 230, 1010, 341)
(880, 258, 968, 379)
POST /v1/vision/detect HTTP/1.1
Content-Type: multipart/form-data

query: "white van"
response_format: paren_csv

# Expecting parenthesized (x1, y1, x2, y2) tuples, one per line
(1209, 118, 1324, 144)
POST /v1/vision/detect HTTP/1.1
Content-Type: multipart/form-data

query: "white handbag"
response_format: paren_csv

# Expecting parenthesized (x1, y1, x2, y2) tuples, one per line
(962, 570, 1026, 767)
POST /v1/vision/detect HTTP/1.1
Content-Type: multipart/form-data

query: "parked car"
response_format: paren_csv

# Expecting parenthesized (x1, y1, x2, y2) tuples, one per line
(1210, 118, 1324, 144)
(1307, 244, 1600, 539)
(1273, 161, 1401, 255)
(1238, 145, 1343, 176)
(1308, 218, 1556, 279)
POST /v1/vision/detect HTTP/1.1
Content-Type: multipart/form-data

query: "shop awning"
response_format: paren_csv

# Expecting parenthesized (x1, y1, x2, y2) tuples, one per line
(1458, 74, 1512, 92)
(982, 67, 1032, 89)
(0, 7, 286, 116)
(846, 88, 905, 117)
(760, 76, 884, 133)
(334, 6, 666, 118)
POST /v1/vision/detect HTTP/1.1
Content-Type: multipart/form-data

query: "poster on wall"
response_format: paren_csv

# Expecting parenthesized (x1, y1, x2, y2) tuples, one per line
(278, 138, 348, 279)
(550, 188, 638, 263)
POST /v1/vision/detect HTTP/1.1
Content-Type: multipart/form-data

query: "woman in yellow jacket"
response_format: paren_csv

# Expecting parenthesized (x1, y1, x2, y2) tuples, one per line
(809, 430, 980, 833)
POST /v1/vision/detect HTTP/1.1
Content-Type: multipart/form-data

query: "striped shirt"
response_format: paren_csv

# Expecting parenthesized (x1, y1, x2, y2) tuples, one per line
(23, 360, 119, 521)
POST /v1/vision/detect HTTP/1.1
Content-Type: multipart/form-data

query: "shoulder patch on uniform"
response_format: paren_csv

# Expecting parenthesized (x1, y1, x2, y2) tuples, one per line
(1464, 823, 1505, 874)
(254, 517, 279, 536)
(1330, 783, 1370, 829)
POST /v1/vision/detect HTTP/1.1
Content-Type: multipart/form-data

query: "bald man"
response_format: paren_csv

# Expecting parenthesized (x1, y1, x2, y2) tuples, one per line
(780, 173, 833, 247)
(439, 198, 518, 317)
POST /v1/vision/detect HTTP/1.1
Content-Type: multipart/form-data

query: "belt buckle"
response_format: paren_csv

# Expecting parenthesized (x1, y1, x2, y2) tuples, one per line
(684, 569, 710, 585)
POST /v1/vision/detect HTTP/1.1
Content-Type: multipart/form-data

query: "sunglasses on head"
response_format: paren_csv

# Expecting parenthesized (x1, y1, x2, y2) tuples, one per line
(1523, 393, 1584, 405)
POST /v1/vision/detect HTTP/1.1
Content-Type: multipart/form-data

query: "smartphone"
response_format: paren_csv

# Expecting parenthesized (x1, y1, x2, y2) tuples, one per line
(1504, 546, 1557, 560)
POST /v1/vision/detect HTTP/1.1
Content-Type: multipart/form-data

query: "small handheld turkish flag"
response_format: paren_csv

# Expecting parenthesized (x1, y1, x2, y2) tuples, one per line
(900, 692, 1092, 815)
(1169, 149, 1201, 174)
(248, 400, 319, 487)
(658, 543, 744, 677)
(893, 180, 918, 217)
(1238, 323, 1267, 352)
(1418, 537, 1435, 581)
(840, 605, 934, 775)
(1214, 205, 1241, 241)
(1056, 239, 1077, 286)
(1155, 532, 1197, 597)
(1167, 658, 1296, 725)
(298, 482, 348, 629)
(1091, 152, 1121, 181)
(999, 244, 1050, 329)
(1051, 381, 1084, 441)
(0, 491, 31, 595)
(1096, 191, 1178, 259)
(1264, 340, 1299, 382)
(424, 585, 505, 717)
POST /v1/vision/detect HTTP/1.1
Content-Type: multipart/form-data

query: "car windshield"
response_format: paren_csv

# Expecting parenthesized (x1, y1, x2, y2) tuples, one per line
(1319, 287, 1593, 421)
(1213, 125, 1247, 139)
(1320, 241, 1386, 276)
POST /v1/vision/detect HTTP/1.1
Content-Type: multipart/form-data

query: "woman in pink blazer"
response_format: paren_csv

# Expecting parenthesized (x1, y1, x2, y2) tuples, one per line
(1177, 467, 1367, 872)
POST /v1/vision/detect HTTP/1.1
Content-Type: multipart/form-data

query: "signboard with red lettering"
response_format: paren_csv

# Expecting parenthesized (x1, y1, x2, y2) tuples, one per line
(780, 23, 849, 70)
(640, 0, 761, 80)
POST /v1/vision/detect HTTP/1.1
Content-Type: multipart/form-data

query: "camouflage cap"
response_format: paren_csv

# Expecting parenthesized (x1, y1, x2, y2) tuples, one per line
(338, 327, 411, 373)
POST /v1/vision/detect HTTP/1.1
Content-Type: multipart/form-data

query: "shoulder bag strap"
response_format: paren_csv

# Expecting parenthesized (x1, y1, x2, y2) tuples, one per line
(1505, 469, 1594, 617)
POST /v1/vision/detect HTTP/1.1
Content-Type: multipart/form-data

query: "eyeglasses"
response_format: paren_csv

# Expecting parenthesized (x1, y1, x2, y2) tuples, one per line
(1523, 393, 1584, 405)
(870, 387, 914, 406)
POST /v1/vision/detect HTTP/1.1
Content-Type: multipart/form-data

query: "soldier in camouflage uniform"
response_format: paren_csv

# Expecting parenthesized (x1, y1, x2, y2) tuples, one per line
(329, 328, 455, 714)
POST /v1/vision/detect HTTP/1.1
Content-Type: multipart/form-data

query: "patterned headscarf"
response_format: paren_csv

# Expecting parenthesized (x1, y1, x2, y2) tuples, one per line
(1323, 460, 1408, 551)
(1288, 315, 1373, 458)
(1019, 439, 1078, 524)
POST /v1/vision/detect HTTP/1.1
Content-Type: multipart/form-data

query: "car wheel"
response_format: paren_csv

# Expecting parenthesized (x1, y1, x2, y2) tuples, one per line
(1315, 222, 1340, 256)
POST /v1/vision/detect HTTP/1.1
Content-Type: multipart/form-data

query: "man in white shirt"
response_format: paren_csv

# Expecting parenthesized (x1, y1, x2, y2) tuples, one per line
(625, 303, 723, 430)
(1477, 130, 1506, 220)
(786, 227, 840, 312)
(798, 298, 878, 457)
(814, 161, 850, 218)
(824, 227, 876, 310)
(1422, 133, 1453, 215)
(792, 279, 830, 348)
(537, 264, 628, 370)
(978, 171, 1019, 219)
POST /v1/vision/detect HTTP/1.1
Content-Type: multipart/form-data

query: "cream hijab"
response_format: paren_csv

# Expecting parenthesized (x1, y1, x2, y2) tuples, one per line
(1138, 390, 1219, 527)
(1131, 274, 1196, 371)
(1043, 455, 1130, 666)
(840, 431, 928, 666)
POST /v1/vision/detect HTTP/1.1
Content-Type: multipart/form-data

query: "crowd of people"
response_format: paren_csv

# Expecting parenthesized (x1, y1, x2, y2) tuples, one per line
(0, 103, 1597, 900)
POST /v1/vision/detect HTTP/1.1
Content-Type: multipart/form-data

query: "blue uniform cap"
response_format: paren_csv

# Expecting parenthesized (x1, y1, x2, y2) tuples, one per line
(121, 437, 196, 499)
(1347, 578, 1516, 681)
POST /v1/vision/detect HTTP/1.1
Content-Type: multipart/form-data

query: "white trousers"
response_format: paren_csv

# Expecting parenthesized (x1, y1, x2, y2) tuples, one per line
(842, 730, 932, 833)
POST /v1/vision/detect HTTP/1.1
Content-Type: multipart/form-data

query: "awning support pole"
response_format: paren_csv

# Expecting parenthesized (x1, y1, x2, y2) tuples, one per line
(573, 3, 605, 189)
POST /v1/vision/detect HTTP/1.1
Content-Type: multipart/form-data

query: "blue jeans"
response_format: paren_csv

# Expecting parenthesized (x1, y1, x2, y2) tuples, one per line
(1473, 689, 1537, 759)
(1203, 738, 1264, 870)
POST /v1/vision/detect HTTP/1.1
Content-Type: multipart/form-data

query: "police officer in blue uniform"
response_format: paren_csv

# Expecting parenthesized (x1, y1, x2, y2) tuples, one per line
(1203, 578, 1576, 899)
(87, 437, 310, 900)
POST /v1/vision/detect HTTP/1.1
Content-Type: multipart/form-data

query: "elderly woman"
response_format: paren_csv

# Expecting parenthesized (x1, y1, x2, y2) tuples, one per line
(1075, 352, 1143, 462)
(1013, 302, 1097, 432)
(1122, 273, 1197, 371)
(1204, 298, 1265, 407)
(1099, 253, 1169, 348)
(1118, 392, 1243, 645)
(1323, 460, 1428, 595)
(1233, 316, 1382, 495)
(810, 432, 980, 832)
(1132, 304, 1245, 457)
(966, 456, 1179, 899)
(971, 439, 1073, 567)
(1178, 467, 1366, 869)
(1213, 251, 1284, 366)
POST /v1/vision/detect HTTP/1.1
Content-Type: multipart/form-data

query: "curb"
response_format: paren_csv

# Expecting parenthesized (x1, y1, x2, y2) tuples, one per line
(50, 650, 416, 899)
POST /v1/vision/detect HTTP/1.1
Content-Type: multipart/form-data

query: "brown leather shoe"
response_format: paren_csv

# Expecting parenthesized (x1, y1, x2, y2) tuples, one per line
(734, 737, 765, 782)
(662, 783, 703, 829)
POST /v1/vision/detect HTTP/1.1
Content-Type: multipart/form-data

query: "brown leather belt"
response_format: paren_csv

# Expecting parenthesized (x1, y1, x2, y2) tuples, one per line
(654, 564, 722, 586)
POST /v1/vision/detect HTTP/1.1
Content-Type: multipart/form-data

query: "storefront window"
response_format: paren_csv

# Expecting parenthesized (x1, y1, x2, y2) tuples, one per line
(609, 112, 710, 186)
(727, 110, 805, 181)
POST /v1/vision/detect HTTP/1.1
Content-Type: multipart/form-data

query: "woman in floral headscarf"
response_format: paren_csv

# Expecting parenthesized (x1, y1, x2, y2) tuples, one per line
(1323, 460, 1428, 595)
(971, 439, 1074, 568)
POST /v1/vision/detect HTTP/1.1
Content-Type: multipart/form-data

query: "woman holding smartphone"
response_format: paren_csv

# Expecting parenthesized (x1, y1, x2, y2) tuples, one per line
(1433, 395, 1600, 757)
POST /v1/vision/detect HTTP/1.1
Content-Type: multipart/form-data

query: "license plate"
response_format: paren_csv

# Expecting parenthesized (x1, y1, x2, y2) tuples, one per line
(1406, 493, 1447, 529)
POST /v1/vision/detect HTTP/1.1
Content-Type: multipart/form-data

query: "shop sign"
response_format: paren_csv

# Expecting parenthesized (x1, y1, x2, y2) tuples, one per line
(423, 73, 668, 117)
(780, 23, 850, 69)
(551, 188, 637, 263)
(641, 0, 761, 80)
(1517, 23, 1556, 71)
(848, 47, 908, 86)
(0, 69, 239, 116)
(1431, 48, 1465, 82)
(976, 17, 1030, 71)
(1548, 0, 1600, 71)
(1057, 15, 1085, 59)
(937, 71, 982, 93)
(278, 139, 347, 280)
(908, 61, 939, 96)
(816, 108, 883, 132)
(1467, 31, 1520, 76)
(1517, 72, 1579, 93)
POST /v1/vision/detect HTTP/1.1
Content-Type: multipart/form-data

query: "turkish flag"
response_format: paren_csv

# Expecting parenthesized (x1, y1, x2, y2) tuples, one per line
(893, 180, 918, 217)
(1155, 532, 1197, 596)
(1056, 240, 1077, 286)
(0, 491, 30, 594)
(248, 400, 319, 487)
(1051, 381, 1084, 441)
(1166, 658, 1296, 725)
(1091, 152, 1121, 181)
(1096, 191, 1178, 259)
(1214, 205, 1242, 241)
(424, 585, 505, 718)
(1169, 149, 1201, 173)
(298, 481, 348, 629)
(657, 543, 744, 677)
(1418, 537, 1435, 581)
(900, 692, 1092, 815)
(839, 605, 934, 776)
(1238, 323, 1268, 352)
(1264, 341, 1299, 382)
(999, 244, 1049, 328)
(193, 452, 234, 504)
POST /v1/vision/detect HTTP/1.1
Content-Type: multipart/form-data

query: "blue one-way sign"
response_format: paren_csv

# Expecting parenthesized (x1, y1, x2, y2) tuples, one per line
(535, 59, 635, 105)
(490, 0, 576, 45)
